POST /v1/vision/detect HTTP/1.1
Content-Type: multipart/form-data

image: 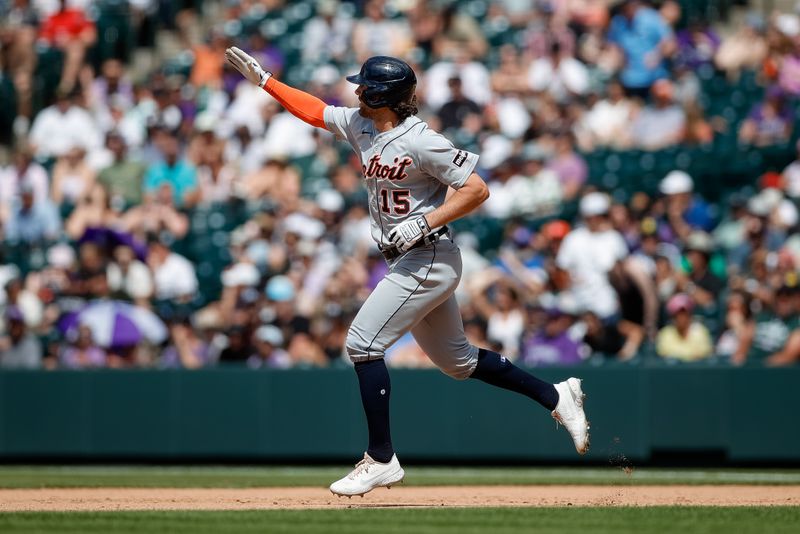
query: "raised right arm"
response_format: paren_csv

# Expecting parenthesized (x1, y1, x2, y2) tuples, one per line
(262, 77, 326, 129)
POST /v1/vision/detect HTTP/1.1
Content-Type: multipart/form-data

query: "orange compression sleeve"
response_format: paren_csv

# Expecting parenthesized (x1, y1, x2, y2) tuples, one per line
(263, 77, 327, 129)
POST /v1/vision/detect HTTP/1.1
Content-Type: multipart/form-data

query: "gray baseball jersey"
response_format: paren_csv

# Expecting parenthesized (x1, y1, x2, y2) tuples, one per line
(323, 106, 480, 378)
(323, 107, 479, 247)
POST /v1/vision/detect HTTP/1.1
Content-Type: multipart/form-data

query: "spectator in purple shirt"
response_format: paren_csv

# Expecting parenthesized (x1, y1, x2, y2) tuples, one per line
(520, 298, 584, 367)
(59, 324, 106, 368)
(674, 20, 720, 71)
(90, 59, 134, 110)
(159, 318, 210, 369)
(546, 133, 588, 200)
(739, 86, 794, 147)
(778, 41, 800, 97)
(525, 3, 576, 59)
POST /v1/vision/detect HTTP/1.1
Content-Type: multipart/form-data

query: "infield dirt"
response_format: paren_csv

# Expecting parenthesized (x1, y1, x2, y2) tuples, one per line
(1, 485, 798, 511)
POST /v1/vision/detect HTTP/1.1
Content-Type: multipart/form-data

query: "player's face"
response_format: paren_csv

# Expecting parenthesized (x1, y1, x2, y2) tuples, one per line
(355, 85, 370, 116)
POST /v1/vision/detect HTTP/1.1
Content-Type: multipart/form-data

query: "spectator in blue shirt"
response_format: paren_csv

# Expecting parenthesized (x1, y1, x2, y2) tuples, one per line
(143, 134, 198, 208)
(4, 183, 61, 244)
(656, 170, 716, 245)
(607, 0, 675, 99)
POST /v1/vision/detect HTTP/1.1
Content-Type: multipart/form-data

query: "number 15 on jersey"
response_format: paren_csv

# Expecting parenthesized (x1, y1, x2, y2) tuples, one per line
(379, 189, 410, 215)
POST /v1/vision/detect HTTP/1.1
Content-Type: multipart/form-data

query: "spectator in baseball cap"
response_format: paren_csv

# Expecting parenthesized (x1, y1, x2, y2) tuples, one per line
(658, 170, 715, 242)
(656, 293, 713, 361)
(553, 192, 629, 319)
(248, 325, 291, 369)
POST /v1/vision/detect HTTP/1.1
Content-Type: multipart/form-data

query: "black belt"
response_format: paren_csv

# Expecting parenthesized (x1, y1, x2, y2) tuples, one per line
(379, 226, 450, 262)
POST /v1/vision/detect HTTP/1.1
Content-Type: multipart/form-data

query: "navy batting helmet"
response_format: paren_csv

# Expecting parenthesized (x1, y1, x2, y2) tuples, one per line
(346, 56, 417, 109)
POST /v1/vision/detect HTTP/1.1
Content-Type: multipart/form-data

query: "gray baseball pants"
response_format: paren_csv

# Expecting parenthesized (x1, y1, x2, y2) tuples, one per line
(345, 238, 479, 379)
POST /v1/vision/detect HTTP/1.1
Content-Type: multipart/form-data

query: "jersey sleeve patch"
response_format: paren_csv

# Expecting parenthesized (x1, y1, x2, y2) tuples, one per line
(413, 129, 478, 190)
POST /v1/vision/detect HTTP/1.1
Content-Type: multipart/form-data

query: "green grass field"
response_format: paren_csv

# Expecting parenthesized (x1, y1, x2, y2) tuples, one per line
(1, 467, 798, 533)
(2, 465, 800, 488)
(1, 507, 799, 534)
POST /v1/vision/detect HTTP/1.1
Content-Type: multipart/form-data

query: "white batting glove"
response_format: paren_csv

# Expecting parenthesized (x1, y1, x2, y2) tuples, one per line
(225, 46, 272, 88)
(388, 216, 431, 253)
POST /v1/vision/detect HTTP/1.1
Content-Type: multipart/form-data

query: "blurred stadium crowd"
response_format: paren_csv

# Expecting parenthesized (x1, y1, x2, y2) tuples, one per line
(1, 0, 800, 370)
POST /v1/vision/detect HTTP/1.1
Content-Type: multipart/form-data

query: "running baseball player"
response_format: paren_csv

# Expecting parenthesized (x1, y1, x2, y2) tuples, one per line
(226, 48, 589, 497)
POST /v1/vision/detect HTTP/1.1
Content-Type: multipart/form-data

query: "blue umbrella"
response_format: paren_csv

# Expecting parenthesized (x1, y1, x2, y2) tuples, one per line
(59, 300, 168, 348)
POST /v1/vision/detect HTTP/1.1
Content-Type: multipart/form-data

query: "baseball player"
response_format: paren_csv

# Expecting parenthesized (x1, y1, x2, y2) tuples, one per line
(226, 48, 589, 497)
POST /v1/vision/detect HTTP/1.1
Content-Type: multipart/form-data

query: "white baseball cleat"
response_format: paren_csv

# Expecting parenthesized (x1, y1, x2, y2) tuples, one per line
(329, 452, 405, 497)
(552, 377, 590, 455)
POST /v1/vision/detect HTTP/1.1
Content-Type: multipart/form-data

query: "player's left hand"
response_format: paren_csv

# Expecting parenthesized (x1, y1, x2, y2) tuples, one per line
(388, 216, 431, 253)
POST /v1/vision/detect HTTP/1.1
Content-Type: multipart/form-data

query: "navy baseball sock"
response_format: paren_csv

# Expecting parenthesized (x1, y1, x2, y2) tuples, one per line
(469, 348, 559, 411)
(354, 359, 394, 464)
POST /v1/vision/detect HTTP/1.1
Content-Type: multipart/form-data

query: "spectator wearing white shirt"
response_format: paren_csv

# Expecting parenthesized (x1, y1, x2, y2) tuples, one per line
(781, 139, 800, 199)
(225, 83, 270, 139)
(506, 145, 562, 218)
(107, 245, 153, 307)
(2, 277, 43, 330)
(554, 192, 629, 319)
(574, 79, 636, 150)
(469, 272, 526, 361)
(483, 159, 520, 219)
(50, 145, 95, 206)
(224, 125, 266, 177)
(424, 50, 492, 111)
(94, 94, 146, 151)
(351, 0, 412, 63)
(28, 89, 102, 160)
(630, 79, 686, 150)
(147, 238, 198, 302)
(302, 0, 353, 64)
(528, 42, 590, 103)
(262, 109, 318, 160)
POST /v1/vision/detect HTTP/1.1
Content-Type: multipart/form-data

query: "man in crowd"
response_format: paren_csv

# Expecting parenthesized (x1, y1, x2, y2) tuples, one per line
(607, 0, 675, 99)
(98, 132, 146, 207)
(4, 183, 61, 244)
(0, 306, 41, 369)
(554, 192, 629, 320)
(735, 285, 800, 366)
